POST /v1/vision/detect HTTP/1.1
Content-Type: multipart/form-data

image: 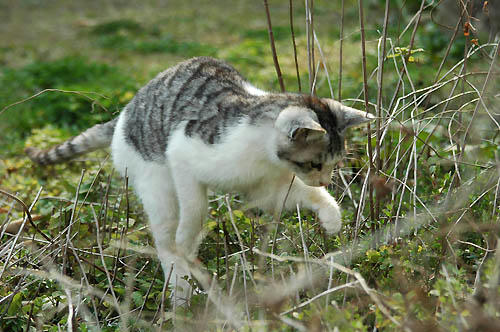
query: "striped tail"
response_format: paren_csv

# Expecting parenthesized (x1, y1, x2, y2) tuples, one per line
(25, 118, 118, 165)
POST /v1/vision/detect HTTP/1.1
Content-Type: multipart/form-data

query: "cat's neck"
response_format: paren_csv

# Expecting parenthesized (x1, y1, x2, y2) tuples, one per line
(237, 92, 304, 122)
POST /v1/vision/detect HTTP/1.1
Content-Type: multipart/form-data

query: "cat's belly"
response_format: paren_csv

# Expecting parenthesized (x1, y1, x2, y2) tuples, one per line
(199, 163, 276, 194)
(206, 175, 293, 214)
(207, 176, 266, 196)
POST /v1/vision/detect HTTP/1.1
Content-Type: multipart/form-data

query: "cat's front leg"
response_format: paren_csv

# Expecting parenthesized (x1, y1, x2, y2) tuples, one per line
(284, 178, 342, 234)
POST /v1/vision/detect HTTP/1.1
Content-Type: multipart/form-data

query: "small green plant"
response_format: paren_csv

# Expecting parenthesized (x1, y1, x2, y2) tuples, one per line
(0, 1, 499, 330)
(90, 19, 218, 57)
(0, 56, 137, 153)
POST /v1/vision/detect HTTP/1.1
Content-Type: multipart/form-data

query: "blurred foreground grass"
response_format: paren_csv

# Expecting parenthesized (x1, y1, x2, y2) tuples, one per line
(1, 0, 499, 331)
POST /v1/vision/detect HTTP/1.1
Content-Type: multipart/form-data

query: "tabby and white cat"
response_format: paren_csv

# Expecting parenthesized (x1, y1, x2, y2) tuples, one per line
(26, 56, 373, 304)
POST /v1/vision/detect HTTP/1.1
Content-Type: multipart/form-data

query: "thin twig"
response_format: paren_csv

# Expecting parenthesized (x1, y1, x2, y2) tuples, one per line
(0, 189, 51, 243)
(62, 169, 85, 276)
(460, 41, 499, 157)
(271, 175, 295, 280)
(375, 0, 390, 221)
(338, 0, 344, 101)
(0, 88, 110, 116)
(305, 0, 313, 93)
(0, 188, 43, 279)
(90, 205, 122, 318)
(224, 195, 257, 288)
(138, 264, 160, 319)
(69, 243, 100, 328)
(282, 280, 360, 315)
(254, 249, 401, 326)
(289, 0, 301, 92)
(263, 0, 285, 92)
(158, 263, 174, 329)
(358, 0, 376, 241)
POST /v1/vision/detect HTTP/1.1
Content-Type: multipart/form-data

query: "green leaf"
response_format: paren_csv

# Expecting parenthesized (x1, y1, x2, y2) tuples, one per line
(132, 291, 143, 307)
(232, 210, 244, 219)
(366, 249, 381, 263)
(7, 292, 23, 316)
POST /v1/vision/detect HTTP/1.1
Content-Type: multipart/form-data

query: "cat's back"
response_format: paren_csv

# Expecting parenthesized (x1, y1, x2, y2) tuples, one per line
(120, 57, 254, 161)
(140, 56, 249, 103)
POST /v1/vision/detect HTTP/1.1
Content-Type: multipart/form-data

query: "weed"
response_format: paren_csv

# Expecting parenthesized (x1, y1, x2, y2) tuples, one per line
(1, 0, 499, 331)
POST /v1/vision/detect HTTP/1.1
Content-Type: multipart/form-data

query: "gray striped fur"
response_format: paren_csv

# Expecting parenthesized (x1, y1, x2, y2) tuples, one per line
(25, 118, 117, 165)
(122, 57, 344, 163)
(25, 57, 366, 168)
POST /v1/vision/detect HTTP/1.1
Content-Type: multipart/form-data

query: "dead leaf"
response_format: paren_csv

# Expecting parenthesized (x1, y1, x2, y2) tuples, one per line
(1, 214, 43, 235)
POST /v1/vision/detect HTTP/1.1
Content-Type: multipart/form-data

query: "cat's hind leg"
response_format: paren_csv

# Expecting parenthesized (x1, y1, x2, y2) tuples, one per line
(130, 164, 197, 306)
(134, 167, 178, 267)
(172, 173, 208, 258)
(111, 115, 189, 305)
(137, 164, 208, 306)
(170, 167, 209, 302)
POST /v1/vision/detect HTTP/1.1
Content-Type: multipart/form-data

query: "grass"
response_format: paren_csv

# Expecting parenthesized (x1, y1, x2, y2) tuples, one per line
(90, 19, 218, 57)
(1, 0, 500, 331)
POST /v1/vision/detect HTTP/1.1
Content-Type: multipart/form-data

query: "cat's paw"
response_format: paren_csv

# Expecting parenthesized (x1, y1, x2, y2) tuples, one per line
(318, 205, 342, 234)
(170, 276, 192, 307)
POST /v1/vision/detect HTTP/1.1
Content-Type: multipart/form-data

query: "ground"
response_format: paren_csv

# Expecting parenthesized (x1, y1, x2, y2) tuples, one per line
(0, 0, 499, 331)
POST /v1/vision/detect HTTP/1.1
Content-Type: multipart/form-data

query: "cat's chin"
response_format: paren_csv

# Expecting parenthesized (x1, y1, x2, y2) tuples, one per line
(297, 179, 327, 188)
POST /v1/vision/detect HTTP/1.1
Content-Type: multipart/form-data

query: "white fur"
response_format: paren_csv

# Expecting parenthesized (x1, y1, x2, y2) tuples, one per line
(111, 109, 342, 305)
(243, 82, 268, 96)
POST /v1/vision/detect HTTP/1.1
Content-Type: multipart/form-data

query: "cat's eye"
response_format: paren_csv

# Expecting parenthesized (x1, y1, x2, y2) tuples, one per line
(292, 161, 322, 172)
(292, 161, 307, 168)
(311, 162, 322, 171)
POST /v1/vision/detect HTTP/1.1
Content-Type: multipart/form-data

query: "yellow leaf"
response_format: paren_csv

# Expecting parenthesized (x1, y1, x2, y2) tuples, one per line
(232, 210, 244, 219)
(120, 91, 135, 103)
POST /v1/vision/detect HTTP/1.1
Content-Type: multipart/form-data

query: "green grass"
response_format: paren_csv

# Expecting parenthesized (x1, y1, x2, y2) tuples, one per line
(91, 19, 218, 57)
(0, 0, 499, 331)
(0, 56, 137, 158)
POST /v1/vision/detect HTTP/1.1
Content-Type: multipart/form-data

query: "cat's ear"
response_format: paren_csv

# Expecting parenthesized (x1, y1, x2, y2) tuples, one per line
(276, 106, 327, 142)
(291, 126, 326, 142)
(323, 98, 375, 131)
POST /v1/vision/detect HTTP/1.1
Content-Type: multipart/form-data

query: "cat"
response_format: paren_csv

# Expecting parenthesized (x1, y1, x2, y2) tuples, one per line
(25, 56, 373, 305)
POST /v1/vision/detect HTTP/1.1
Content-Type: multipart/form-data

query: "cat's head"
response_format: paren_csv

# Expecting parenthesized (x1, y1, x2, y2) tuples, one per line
(275, 96, 374, 187)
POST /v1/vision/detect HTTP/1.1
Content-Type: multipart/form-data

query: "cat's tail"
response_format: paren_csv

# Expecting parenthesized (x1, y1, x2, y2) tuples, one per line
(25, 118, 118, 165)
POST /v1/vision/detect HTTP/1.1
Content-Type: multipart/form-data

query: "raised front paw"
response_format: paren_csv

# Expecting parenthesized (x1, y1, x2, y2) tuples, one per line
(318, 205, 342, 234)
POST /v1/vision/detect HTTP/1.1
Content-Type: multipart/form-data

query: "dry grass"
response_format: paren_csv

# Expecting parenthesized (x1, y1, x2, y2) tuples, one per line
(1, 0, 500, 331)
